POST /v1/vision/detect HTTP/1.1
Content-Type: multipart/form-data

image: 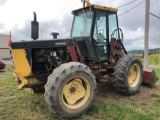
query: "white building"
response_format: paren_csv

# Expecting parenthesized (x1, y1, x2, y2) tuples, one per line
(0, 34, 10, 59)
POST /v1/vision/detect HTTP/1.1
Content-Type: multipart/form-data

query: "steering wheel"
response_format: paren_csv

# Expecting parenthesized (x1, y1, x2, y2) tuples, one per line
(111, 28, 123, 42)
(94, 29, 105, 44)
(97, 29, 104, 35)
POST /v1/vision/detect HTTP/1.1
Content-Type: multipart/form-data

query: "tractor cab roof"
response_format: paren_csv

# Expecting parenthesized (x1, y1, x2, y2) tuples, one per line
(72, 4, 118, 14)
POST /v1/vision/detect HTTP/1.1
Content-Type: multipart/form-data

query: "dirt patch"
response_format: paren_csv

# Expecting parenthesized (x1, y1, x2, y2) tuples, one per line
(96, 81, 160, 106)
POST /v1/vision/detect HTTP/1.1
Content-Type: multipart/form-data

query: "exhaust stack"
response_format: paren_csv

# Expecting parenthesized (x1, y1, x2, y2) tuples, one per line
(31, 12, 39, 40)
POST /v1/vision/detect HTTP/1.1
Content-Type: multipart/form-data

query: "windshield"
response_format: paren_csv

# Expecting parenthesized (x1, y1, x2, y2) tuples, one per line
(71, 11, 93, 37)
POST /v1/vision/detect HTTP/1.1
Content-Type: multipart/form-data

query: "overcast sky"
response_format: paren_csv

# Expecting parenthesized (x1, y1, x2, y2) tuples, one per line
(0, 0, 160, 51)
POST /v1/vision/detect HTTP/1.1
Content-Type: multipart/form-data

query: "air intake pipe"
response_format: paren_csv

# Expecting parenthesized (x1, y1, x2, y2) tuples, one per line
(51, 32, 59, 39)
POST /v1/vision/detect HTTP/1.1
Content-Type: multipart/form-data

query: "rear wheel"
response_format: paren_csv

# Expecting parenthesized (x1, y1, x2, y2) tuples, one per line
(44, 62, 96, 118)
(113, 54, 143, 95)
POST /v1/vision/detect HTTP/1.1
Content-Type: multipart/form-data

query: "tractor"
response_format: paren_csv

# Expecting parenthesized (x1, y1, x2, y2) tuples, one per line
(9, 2, 158, 118)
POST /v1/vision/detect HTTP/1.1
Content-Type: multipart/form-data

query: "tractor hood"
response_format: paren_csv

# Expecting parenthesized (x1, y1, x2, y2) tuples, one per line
(11, 39, 75, 49)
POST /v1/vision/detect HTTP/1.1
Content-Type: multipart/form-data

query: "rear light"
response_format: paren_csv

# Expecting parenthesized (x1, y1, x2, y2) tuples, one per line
(8, 37, 12, 46)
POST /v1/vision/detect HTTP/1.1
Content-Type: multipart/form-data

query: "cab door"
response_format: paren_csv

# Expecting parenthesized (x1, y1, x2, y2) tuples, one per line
(92, 11, 108, 61)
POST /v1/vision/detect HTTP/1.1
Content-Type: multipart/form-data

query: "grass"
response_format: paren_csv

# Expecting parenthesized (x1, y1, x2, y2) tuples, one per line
(136, 54, 160, 82)
(148, 54, 160, 66)
(86, 101, 155, 120)
(0, 77, 56, 120)
(1, 66, 160, 120)
(154, 68, 160, 80)
(150, 93, 160, 99)
(137, 54, 160, 66)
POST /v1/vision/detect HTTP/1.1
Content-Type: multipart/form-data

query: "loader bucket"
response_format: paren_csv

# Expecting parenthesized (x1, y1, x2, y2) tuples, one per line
(142, 68, 159, 86)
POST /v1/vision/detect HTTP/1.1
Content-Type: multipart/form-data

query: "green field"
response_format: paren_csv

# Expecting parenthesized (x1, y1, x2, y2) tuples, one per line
(136, 54, 160, 66)
(148, 54, 160, 66)
(137, 54, 160, 82)
(0, 66, 160, 120)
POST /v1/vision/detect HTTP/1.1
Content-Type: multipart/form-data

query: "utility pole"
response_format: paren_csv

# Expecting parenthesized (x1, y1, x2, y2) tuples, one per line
(144, 0, 150, 68)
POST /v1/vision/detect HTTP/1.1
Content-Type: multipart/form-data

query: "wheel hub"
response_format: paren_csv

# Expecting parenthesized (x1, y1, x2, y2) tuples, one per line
(128, 67, 137, 85)
(69, 86, 76, 93)
(63, 78, 86, 105)
(62, 76, 90, 109)
(128, 64, 140, 87)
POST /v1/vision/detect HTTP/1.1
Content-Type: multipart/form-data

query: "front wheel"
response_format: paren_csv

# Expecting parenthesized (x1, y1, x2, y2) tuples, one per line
(113, 54, 143, 95)
(44, 62, 97, 118)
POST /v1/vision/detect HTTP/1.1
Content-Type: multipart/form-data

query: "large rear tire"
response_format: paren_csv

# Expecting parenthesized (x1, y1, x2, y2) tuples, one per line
(44, 62, 97, 118)
(113, 54, 143, 95)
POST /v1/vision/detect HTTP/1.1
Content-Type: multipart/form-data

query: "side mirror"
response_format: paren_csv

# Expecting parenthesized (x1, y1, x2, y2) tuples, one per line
(31, 12, 39, 40)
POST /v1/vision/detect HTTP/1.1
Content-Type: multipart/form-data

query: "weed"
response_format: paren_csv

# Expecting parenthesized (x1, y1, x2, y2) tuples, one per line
(150, 93, 160, 99)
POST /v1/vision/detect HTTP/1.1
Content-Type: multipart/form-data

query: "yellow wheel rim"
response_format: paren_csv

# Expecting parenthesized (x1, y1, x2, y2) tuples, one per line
(62, 76, 90, 109)
(128, 64, 140, 87)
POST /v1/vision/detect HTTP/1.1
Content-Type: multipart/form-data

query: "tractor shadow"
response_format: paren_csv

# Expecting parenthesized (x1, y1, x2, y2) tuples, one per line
(96, 81, 124, 102)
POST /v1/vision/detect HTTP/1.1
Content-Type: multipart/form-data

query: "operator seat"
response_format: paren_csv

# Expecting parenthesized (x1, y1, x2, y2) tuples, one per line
(97, 33, 105, 43)
(96, 33, 107, 61)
